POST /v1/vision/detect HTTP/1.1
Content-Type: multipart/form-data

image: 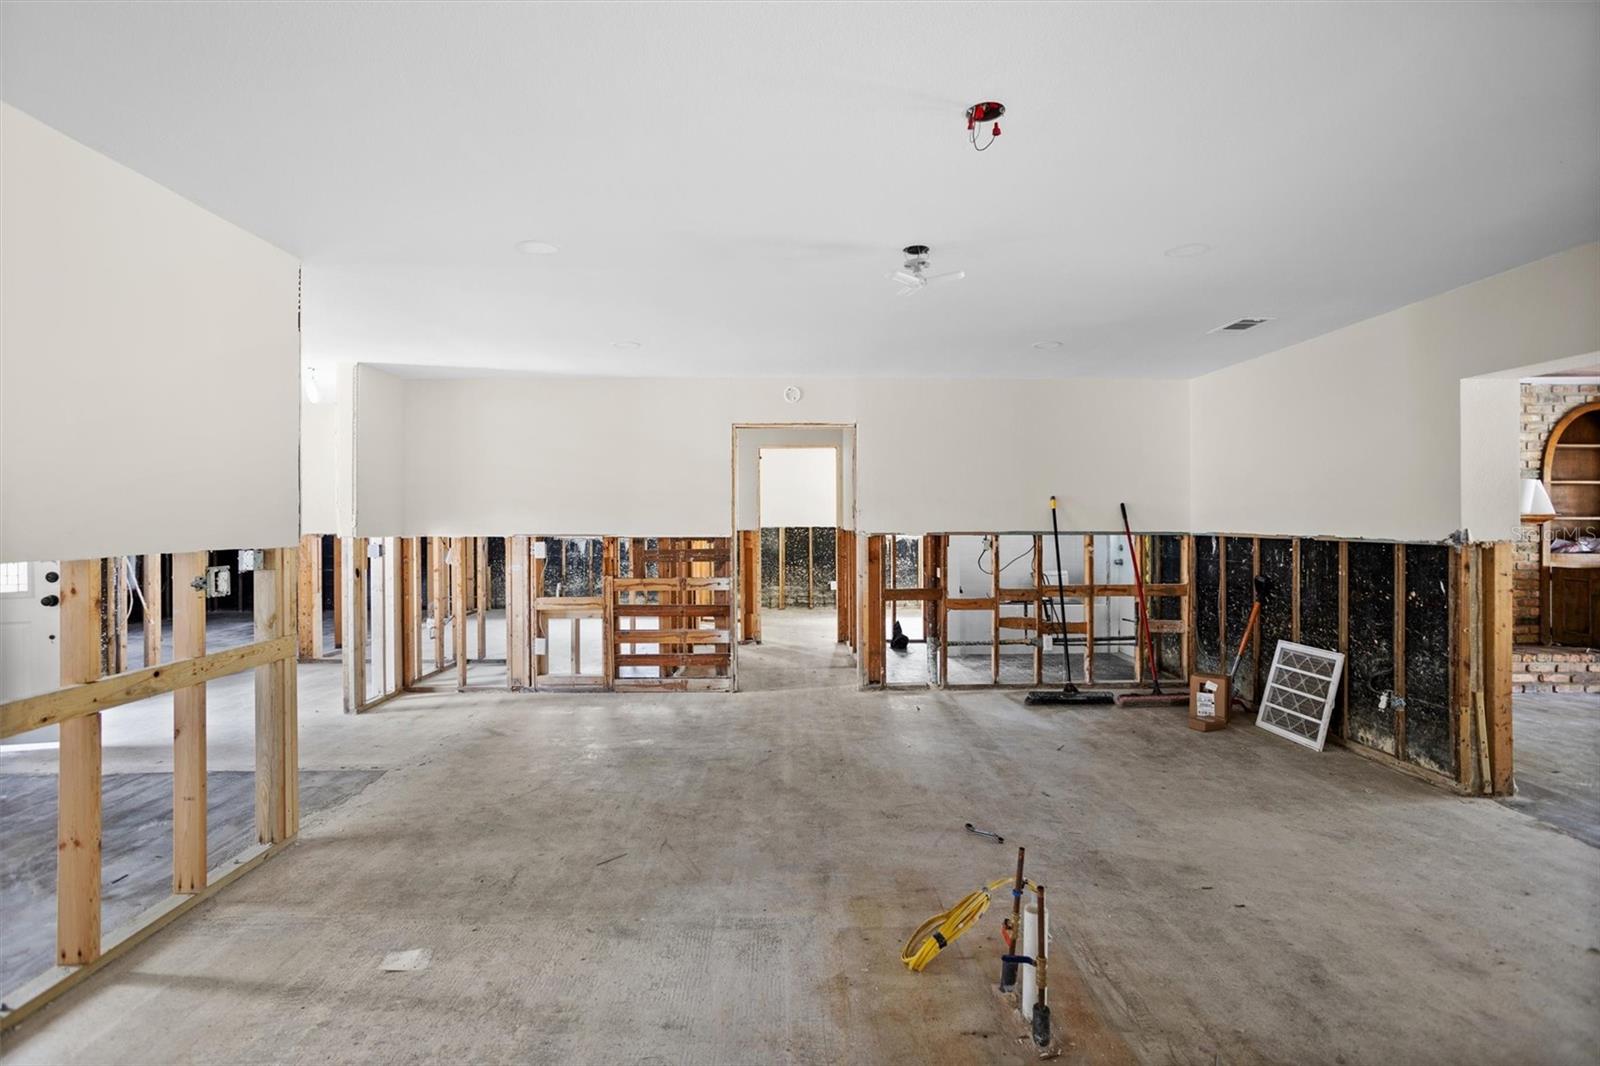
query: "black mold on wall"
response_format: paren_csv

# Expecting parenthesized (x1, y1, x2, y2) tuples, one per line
(539, 537, 602, 597)
(760, 528, 838, 608)
(813, 528, 838, 608)
(893, 536, 919, 588)
(1194, 536, 1221, 674)
(1298, 539, 1342, 736)
(1346, 542, 1397, 755)
(1257, 538, 1294, 689)
(759, 528, 780, 607)
(1224, 537, 1256, 702)
(1151, 535, 1184, 678)
(782, 527, 811, 606)
(1404, 544, 1454, 776)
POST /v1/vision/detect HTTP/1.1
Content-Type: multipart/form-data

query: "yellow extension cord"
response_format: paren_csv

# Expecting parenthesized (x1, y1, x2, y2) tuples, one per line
(900, 875, 1040, 972)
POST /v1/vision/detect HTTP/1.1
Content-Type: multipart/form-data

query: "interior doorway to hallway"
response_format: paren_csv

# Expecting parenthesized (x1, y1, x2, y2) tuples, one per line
(731, 425, 858, 691)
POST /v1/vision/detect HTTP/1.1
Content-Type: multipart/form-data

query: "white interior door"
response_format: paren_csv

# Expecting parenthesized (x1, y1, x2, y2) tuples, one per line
(0, 561, 62, 701)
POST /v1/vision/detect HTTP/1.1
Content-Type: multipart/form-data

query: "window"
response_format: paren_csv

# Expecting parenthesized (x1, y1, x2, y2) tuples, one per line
(0, 562, 28, 595)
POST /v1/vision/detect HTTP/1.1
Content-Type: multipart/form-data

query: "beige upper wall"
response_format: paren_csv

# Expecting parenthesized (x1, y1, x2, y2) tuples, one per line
(1189, 243, 1600, 542)
(300, 397, 338, 534)
(355, 376, 1191, 538)
(1, 103, 300, 561)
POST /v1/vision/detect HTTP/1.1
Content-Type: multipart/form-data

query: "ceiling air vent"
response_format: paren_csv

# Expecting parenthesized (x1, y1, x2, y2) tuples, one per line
(1209, 317, 1272, 334)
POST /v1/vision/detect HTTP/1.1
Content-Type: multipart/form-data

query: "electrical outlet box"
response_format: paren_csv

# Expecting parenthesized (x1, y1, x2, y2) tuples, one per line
(368, 540, 384, 560)
(237, 550, 266, 572)
(533, 541, 548, 559)
(204, 566, 231, 598)
(533, 637, 548, 655)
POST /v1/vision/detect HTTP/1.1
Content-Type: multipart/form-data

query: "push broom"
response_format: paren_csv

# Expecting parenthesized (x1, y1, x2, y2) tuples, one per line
(1114, 503, 1188, 708)
(1026, 496, 1114, 706)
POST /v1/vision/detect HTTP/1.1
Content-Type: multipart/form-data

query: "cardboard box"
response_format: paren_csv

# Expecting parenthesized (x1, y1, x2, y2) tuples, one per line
(1188, 673, 1229, 732)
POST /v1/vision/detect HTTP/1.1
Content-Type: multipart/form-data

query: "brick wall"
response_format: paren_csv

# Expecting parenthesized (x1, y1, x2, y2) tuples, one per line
(1513, 646, 1600, 694)
(1516, 382, 1600, 643)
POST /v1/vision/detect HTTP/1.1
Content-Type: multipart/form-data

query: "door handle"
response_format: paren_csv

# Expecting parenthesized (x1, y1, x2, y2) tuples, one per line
(40, 594, 60, 607)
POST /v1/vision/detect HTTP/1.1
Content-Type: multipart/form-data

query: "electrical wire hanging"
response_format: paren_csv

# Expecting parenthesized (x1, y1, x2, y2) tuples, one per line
(977, 541, 1034, 575)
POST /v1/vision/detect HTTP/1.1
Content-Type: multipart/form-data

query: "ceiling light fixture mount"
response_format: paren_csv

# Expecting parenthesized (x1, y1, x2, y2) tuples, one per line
(1164, 242, 1212, 258)
(965, 101, 1005, 151)
(516, 240, 559, 255)
(1032, 340, 1064, 351)
(888, 245, 965, 296)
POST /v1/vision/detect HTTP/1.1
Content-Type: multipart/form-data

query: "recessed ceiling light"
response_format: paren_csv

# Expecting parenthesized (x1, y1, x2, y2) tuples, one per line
(516, 240, 559, 255)
(1032, 340, 1064, 350)
(612, 340, 641, 350)
(1164, 242, 1212, 258)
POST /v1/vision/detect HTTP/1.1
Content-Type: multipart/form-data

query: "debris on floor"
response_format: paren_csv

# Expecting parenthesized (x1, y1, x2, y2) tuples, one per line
(381, 948, 431, 972)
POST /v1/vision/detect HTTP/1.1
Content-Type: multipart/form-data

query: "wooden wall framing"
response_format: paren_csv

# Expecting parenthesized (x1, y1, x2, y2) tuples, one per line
(866, 531, 1191, 691)
(1183, 533, 1515, 796)
(0, 546, 299, 1031)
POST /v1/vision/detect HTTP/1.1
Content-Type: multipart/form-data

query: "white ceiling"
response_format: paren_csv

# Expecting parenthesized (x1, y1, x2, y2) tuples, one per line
(3, 2, 1597, 379)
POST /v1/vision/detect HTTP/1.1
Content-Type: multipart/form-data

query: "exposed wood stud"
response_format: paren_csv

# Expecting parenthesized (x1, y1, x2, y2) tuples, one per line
(171, 551, 208, 893)
(1338, 540, 1350, 740)
(143, 553, 162, 667)
(331, 535, 343, 650)
(342, 537, 367, 713)
(56, 559, 105, 966)
(253, 548, 291, 845)
(476, 536, 489, 659)
(1481, 542, 1514, 795)
(865, 535, 885, 685)
(1394, 545, 1407, 761)
(297, 535, 322, 661)
(454, 538, 469, 690)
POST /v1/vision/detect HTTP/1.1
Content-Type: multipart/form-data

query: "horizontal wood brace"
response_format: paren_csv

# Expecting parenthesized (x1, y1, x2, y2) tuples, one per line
(612, 678, 733, 692)
(614, 628, 731, 644)
(1, 636, 296, 739)
(535, 596, 605, 610)
(616, 653, 731, 668)
(614, 604, 732, 618)
(945, 597, 997, 611)
(613, 577, 731, 592)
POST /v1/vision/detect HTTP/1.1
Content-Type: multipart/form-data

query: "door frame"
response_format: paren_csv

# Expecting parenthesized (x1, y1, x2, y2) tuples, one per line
(730, 423, 859, 689)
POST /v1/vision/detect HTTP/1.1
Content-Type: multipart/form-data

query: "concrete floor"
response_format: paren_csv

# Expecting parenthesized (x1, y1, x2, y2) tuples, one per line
(2, 609, 1597, 1064)
(1500, 691, 1600, 848)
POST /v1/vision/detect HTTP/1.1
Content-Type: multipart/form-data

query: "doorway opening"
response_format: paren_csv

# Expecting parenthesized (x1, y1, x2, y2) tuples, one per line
(731, 425, 857, 691)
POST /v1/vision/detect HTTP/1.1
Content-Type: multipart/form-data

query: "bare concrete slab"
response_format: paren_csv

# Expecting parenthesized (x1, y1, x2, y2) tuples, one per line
(2, 611, 1596, 1065)
(0, 769, 383, 992)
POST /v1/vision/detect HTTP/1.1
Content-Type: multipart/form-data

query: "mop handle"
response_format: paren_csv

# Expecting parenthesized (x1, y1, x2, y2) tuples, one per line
(1048, 497, 1074, 686)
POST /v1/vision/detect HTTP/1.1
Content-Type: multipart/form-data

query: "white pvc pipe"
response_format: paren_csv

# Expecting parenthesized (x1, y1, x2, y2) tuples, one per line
(1020, 899, 1050, 1021)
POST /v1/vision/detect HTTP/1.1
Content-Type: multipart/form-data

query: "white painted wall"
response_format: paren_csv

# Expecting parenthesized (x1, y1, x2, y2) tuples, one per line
(1458, 377, 1524, 542)
(759, 448, 838, 528)
(1190, 243, 1600, 542)
(300, 397, 339, 534)
(351, 364, 405, 536)
(363, 377, 1191, 537)
(0, 103, 301, 561)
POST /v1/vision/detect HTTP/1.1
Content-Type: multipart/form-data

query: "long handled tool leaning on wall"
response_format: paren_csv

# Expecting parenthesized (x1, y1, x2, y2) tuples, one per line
(1227, 574, 1273, 704)
(1114, 503, 1188, 708)
(1027, 496, 1114, 706)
